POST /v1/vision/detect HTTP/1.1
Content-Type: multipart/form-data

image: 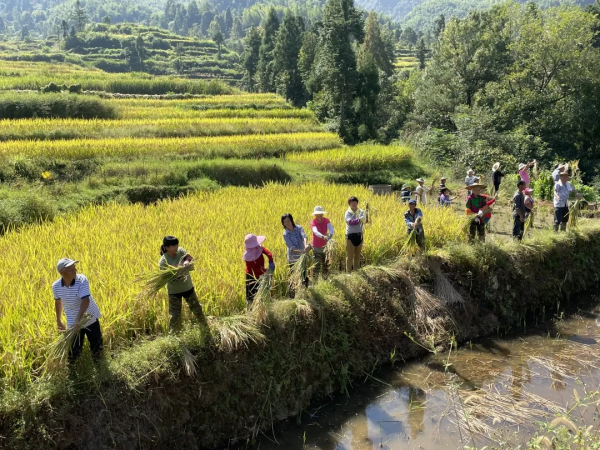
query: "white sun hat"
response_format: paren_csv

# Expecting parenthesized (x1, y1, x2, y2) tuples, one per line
(312, 206, 327, 215)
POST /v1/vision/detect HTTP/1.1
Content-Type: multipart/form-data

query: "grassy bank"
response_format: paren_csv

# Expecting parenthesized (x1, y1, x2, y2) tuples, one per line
(1, 224, 599, 449)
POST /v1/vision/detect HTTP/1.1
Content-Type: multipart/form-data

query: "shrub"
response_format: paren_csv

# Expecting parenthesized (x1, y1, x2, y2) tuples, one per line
(0, 93, 119, 120)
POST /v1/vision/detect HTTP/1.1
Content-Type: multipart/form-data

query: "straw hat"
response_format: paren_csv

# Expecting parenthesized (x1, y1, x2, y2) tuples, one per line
(492, 162, 501, 172)
(559, 170, 569, 177)
(243, 234, 266, 262)
(311, 206, 327, 215)
(415, 178, 425, 183)
(467, 169, 474, 175)
(470, 183, 487, 190)
(440, 176, 447, 181)
(518, 163, 526, 171)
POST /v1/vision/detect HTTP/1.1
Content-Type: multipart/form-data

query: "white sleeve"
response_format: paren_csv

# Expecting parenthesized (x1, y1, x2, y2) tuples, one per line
(327, 223, 334, 236)
(311, 226, 326, 239)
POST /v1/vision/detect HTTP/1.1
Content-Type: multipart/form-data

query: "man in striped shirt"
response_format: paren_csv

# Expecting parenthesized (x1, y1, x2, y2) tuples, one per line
(52, 258, 103, 363)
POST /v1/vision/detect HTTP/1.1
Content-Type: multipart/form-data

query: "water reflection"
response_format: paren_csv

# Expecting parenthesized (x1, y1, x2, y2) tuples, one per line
(254, 301, 600, 450)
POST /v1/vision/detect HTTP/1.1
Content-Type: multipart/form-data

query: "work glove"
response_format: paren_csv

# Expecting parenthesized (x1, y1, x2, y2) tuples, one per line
(268, 262, 275, 271)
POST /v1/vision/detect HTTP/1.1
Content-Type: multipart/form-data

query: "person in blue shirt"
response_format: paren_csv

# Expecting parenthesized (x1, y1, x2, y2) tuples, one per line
(404, 199, 424, 249)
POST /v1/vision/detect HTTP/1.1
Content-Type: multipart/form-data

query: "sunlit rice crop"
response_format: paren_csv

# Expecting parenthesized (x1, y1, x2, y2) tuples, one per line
(0, 132, 342, 160)
(0, 182, 467, 389)
(288, 144, 413, 171)
(0, 117, 320, 141)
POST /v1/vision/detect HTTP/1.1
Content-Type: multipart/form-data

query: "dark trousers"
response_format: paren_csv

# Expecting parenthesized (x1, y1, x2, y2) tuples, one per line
(246, 273, 258, 304)
(69, 319, 103, 363)
(469, 220, 486, 243)
(494, 183, 501, 195)
(554, 206, 569, 231)
(168, 287, 206, 332)
(513, 215, 524, 240)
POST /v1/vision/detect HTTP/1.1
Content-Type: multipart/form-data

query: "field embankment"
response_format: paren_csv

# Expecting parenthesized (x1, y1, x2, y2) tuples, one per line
(1, 223, 599, 449)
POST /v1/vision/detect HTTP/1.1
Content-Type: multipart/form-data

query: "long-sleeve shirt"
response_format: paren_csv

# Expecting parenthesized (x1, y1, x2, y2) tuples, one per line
(404, 209, 423, 232)
(311, 218, 334, 248)
(554, 181, 574, 208)
(492, 170, 504, 186)
(519, 169, 531, 188)
(344, 208, 365, 235)
(415, 185, 429, 205)
(283, 225, 307, 263)
(245, 246, 274, 278)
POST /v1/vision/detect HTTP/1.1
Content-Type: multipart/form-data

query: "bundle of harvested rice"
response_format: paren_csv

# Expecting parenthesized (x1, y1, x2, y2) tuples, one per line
(44, 313, 92, 373)
(567, 199, 582, 229)
(208, 315, 265, 353)
(251, 270, 274, 322)
(135, 263, 195, 299)
(289, 252, 313, 291)
(325, 238, 336, 267)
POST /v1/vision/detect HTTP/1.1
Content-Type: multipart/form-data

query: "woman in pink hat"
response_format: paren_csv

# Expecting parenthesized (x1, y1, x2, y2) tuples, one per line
(243, 234, 275, 304)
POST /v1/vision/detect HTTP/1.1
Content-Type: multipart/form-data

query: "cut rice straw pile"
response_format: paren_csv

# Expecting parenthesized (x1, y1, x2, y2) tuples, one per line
(208, 315, 265, 353)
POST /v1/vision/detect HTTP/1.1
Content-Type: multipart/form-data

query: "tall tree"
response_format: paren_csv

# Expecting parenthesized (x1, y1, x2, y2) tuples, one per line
(208, 19, 224, 58)
(256, 7, 280, 92)
(433, 14, 445, 39)
(363, 12, 394, 76)
(69, 0, 88, 32)
(272, 11, 305, 106)
(401, 26, 417, 50)
(187, 1, 201, 31)
(355, 44, 380, 140)
(416, 37, 426, 69)
(231, 17, 243, 39)
(225, 7, 233, 33)
(242, 26, 262, 92)
(310, 0, 364, 141)
(200, 10, 214, 35)
(60, 19, 68, 39)
(298, 29, 319, 95)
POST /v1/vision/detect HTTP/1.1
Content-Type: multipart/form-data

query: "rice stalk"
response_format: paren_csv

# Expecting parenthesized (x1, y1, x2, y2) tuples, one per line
(178, 339, 197, 378)
(208, 315, 265, 353)
(135, 263, 195, 299)
(251, 271, 274, 323)
(430, 262, 465, 307)
(412, 286, 457, 338)
(43, 314, 93, 373)
(567, 199, 582, 230)
(523, 210, 534, 240)
(325, 238, 336, 268)
(289, 252, 313, 291)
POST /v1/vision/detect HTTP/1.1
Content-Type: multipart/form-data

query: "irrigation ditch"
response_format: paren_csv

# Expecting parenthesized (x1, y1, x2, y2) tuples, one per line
(2, 224, 600, 449)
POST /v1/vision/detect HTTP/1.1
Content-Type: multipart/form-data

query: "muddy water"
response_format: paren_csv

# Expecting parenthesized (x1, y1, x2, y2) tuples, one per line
(255, 294, 600, 449)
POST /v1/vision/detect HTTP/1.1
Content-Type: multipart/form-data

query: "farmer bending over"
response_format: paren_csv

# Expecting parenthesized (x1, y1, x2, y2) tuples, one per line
(52, 258, 103, 365)
(243, 234, 275, 304)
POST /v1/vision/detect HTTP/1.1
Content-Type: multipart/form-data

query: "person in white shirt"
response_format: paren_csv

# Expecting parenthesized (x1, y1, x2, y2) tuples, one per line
(414, 178, 431, 205)
(52, 258, 103, 364)
(465, 169, 478, 195)
(553, 171, 583, 232)
(551, 164, 566, 183)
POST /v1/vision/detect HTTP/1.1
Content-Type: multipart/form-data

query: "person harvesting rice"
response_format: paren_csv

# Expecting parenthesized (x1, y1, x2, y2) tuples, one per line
(492, 162, 504, 195)
(311, 206, 334, 279)
(52, 258, 103, 365)
(282, 214, 310, 295)
(554, 170, 584, 232)
(159, 236, 206, 332)
(512, 180, 527, 241)
(465, 183, 492, 243)
(404, 199, 425, 250)
(345, 196, 368, 274)
(244, 234, 275, 304)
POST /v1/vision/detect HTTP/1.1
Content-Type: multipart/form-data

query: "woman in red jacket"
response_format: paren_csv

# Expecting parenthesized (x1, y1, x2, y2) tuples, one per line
(243, 233, 275, 304)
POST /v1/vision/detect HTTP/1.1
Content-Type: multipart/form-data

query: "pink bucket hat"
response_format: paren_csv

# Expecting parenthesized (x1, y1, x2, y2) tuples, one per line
(243, 234, 266, 262)
(524, 188, 534, 195)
